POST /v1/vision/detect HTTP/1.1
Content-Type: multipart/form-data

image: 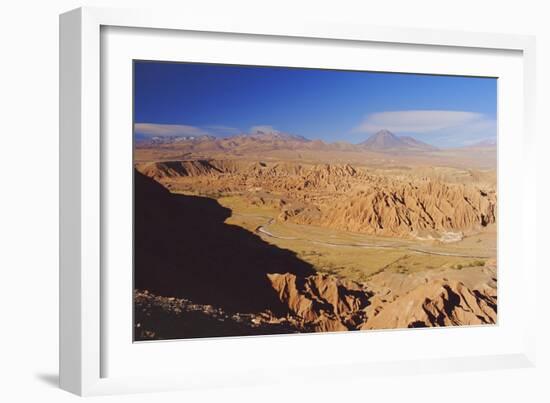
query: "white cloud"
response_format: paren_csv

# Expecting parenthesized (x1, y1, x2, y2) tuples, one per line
(249, 125, 279, 134)
(353, 110, 490, 134)
(134, 123, 211, 137)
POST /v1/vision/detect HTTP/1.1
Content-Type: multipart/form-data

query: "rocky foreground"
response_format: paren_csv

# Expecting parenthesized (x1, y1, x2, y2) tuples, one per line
(135, 260, 497, 340)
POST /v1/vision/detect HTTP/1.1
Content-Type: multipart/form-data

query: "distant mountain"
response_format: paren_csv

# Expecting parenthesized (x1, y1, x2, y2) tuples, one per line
(463, 138, 497, 149)
(399, 136, 438, 151)
(245, 129, 310, 143)
(135, 127, 441, 156)
(359, 129, 437, 152)
(359, 129, 403, 150)
(137, 134, 216, 145)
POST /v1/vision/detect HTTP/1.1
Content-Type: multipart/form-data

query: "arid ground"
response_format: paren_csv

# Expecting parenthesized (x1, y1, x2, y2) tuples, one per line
(133, 129, 497, 340)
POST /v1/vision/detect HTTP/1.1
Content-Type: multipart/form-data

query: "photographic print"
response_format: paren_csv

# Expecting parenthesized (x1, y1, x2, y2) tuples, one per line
(133, 61, 497, 341)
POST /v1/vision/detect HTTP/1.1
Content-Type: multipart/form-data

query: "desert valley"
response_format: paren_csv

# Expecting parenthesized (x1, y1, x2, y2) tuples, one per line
(134, 128, 497, 340)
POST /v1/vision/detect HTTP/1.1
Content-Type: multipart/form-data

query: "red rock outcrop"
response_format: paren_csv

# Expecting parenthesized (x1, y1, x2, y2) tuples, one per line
(362, 279, 497, 329)
(267, 273, 372, 332)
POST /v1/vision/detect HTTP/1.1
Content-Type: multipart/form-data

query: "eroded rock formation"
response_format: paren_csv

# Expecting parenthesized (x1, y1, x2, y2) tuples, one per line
(362, 279, 497, 329)
(136, 160, 496, 239)
(267, 273, 372, 332)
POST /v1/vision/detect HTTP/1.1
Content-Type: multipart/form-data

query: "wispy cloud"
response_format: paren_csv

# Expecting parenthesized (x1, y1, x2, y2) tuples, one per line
(353, 110, 491, 134)
(352, 110, 497, 147)
(134, 123, 211, 137)
(422, 116, 496, 147)
(134, 123, 242, 138)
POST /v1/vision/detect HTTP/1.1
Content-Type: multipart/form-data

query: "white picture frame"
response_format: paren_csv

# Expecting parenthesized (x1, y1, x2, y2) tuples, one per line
(59, 6, 537, 396)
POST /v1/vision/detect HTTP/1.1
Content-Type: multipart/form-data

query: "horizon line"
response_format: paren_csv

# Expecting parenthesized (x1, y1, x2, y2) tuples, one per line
(133, 123, 497, 148)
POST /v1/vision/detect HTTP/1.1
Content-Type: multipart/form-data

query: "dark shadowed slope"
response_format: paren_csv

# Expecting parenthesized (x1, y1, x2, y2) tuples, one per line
(134, 169, 316, 314)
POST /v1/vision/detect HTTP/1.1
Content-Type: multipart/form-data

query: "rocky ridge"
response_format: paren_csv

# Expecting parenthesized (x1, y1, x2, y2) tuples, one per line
(136, 264, 497, 340)
(136, 159, 496, 239)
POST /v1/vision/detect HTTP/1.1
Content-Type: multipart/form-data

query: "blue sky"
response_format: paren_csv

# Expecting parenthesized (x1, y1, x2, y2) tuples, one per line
(134, 61, 497, 147)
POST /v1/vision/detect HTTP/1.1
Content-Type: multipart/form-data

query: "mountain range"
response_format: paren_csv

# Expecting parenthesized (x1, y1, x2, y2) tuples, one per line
(462, 138, 497, 149)
(136, 128, 446, 152)
(358, 129, 438, 151)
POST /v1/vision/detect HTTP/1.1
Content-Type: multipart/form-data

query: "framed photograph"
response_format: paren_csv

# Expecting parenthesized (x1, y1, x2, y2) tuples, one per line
(60, 7, 537, 396)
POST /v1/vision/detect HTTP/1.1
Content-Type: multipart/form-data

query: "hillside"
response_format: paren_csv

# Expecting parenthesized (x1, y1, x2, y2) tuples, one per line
(134, 169, 497, 339)
(359, 129, 438, 151)
(136, 159, 496, 240)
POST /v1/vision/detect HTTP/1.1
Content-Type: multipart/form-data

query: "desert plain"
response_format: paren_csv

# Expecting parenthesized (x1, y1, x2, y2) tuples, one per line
(133, 129, 497, 340)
